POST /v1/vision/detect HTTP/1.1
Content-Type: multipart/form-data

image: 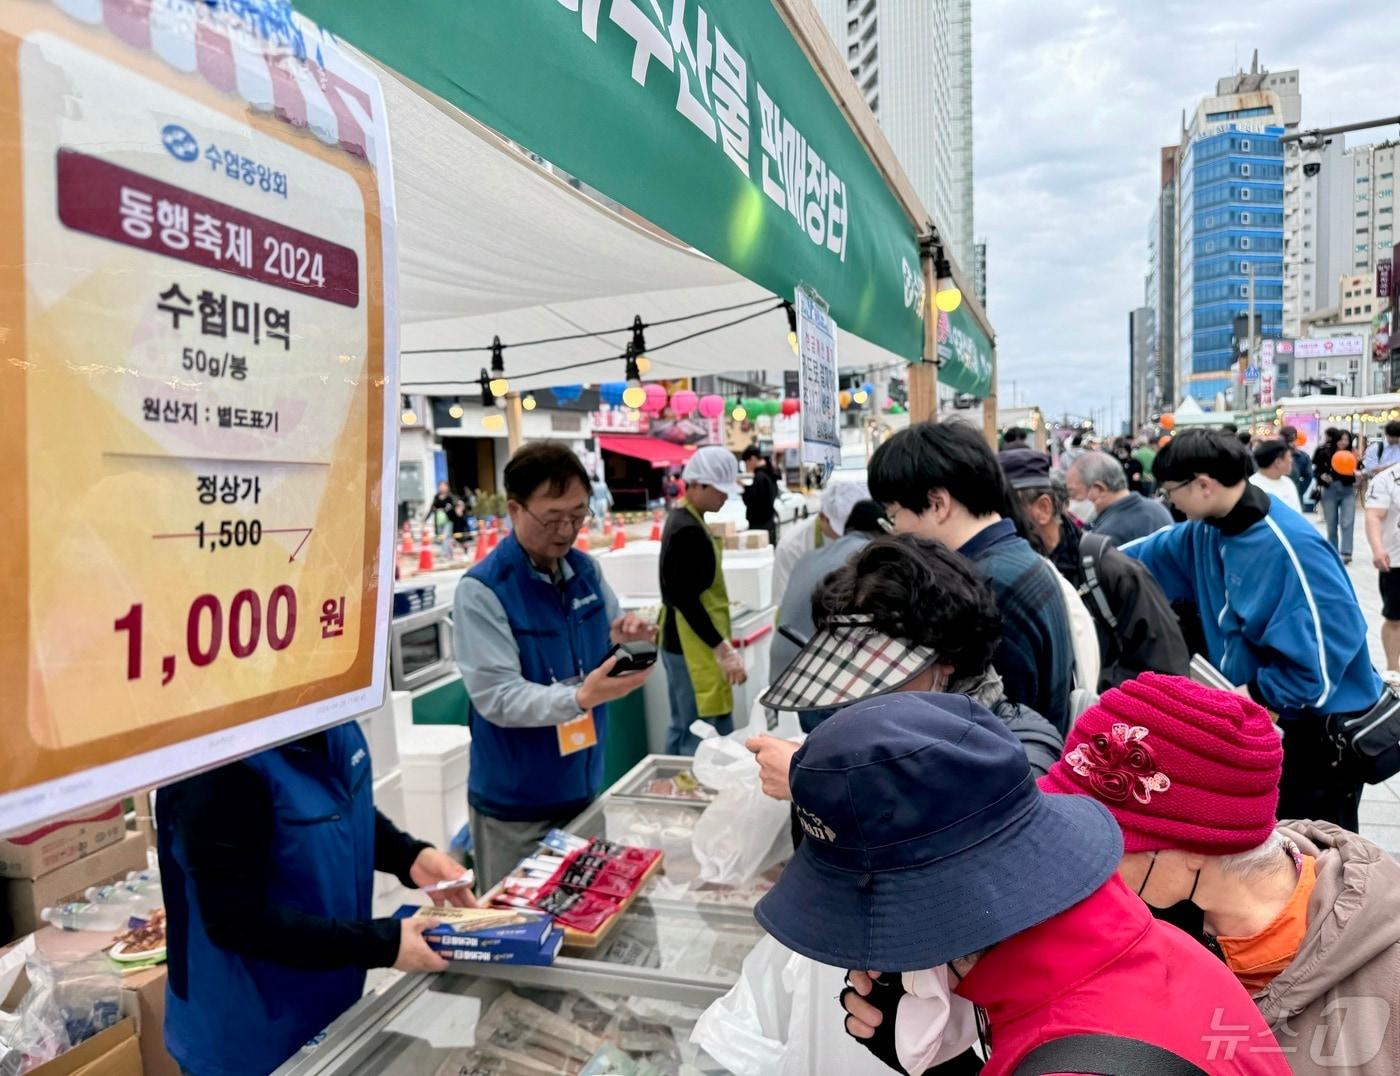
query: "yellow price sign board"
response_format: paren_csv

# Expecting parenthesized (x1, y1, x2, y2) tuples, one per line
(0, 1, 397, 831)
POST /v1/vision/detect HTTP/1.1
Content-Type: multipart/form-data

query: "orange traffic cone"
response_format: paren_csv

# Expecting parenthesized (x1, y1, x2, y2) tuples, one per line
(648, 509, 662, 542)
(486, 527, 500, 552)
(418, 525, 434, 572)
(400, 521, 414, 555)
(611, 527, 627, 551)
(602, 514, 613, 537)
(472, 527, 488, 563)
(574, 527, 591, 553)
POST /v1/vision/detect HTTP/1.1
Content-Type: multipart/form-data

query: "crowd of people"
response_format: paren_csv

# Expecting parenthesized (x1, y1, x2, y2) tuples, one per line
(740, 419, 1400, 1074)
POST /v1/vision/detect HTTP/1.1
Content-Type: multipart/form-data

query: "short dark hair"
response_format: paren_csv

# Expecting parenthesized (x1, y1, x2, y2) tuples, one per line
(1002, 426, 1029, 445)
(1221, 423, 1238, 434)
(1237, 431, 1253, 447)
(1386, 421, 1400, 439)
(844, 500, 889, 536)
(1280, 425, 1298, 444)
(1153, 429, 1254, 486)
(811, 535, 1000, 680)
(868, 421, 1008, 518)
(740, 444, 764, 461)
(503, 441, 590, 504)
(1252, 439, 1290, 470)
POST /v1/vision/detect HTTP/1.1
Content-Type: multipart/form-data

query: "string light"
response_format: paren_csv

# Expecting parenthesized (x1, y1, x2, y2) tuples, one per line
(731, 395, 747, 422)
(479, 369, 495, 408)
(622, 385, 647, 409)
(522, 394, 538, 411)
(489, 336, 509, 396)
(483, 413, 506, 431)
(784, 300, 798, 354)
(853, 389, 869, 405)
(401, 408, 416, 426)
(448, 399, 464, 420)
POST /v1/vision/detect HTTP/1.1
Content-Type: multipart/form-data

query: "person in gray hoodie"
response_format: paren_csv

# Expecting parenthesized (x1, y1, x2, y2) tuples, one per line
(1042, 673, 1400, 1075)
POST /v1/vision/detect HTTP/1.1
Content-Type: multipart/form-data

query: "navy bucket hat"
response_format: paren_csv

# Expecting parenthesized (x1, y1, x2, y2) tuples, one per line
(754, 692, 1122, 972)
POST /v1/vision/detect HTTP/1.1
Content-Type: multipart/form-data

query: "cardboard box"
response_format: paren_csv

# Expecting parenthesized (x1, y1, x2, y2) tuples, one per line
(0, 804, 126, 879)
(707, 520, 738, 538)
(4, 832, 148, 940)
(122, 965, 177, 1076)
(739, 530, 771, 550)
(30, 1017, 143, 1076)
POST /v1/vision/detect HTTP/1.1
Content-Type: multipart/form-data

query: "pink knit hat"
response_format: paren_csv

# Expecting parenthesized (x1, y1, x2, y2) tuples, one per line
(1039, 673, 1283, 855)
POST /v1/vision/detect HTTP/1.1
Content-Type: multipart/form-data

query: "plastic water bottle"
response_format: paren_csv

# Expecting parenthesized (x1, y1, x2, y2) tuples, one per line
(41, 902, 133, 932)
(84, 881, 161, 914)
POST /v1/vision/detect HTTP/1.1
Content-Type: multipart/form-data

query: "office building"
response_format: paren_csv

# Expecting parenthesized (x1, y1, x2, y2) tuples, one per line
(1147, 146, 1178, 408)
(1303, 140, 1398, 323)
(810, 0, 975, 270)
(1175, 55, 1298, 405)
(1129, 306, 1153, 430)
(973, 239, 987, 308)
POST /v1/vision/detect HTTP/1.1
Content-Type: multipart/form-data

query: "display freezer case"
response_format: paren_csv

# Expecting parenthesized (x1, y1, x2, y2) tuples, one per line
(273, 756, 784, 1076)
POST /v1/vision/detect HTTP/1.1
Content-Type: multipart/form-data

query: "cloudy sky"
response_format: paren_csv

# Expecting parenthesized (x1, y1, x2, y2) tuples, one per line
(973, 2, 1397, 428)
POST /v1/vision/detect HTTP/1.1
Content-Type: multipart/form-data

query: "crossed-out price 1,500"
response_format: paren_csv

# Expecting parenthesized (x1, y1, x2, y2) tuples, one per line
(114, 585, 298, 686)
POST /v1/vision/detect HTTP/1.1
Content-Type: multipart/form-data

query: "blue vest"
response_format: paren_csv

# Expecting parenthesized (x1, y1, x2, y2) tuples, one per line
(466, 535, 612, 821)
(158, 724, 375, 1076)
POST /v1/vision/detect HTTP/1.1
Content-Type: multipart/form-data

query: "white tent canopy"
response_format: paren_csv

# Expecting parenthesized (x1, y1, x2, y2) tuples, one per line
(381, 69, 906, 394)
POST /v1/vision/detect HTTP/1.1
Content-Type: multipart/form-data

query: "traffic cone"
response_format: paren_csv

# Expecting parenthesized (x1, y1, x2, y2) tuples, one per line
(400, 521, 414, 556)
(574, 527, 591, 553)
(603, 514, 613, 537)
(611, 527, 627, 551)
(472, 528, 488, 563)
(486, 527, 500, 552)
(418, 525, 434, 572)
(648, 509, 662, 542)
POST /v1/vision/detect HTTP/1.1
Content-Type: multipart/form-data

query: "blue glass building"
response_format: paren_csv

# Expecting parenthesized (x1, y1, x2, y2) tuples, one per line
(1177, 124, 1285, 404)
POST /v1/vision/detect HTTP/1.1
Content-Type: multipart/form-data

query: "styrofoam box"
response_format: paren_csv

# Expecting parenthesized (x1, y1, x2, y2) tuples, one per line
(372, 769, 408, 898)
(723, 549, 775, 610)
(593, 540, 663, 599)
(399, 724, 470, 854)
(355, 691, 400, 779)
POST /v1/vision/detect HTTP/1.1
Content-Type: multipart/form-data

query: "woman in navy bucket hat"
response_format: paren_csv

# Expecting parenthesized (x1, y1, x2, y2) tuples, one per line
(756, 693, 1289, 1076)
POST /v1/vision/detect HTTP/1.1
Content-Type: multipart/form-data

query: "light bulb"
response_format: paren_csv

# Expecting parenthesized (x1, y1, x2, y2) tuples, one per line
(854, 390, 869, 405)
(732, 406, 748, 422)
(483, 413, 505, 431)
(622, 385, 647, 409)
(489, 377, 510, 397)
(787, 331, 798, 354)
(522, 394, 537, 411)
(636, 356, 651, 375)
(448, 402, 464, 420)
(934, 287, 962, 313)
(401, 409, 416, 426)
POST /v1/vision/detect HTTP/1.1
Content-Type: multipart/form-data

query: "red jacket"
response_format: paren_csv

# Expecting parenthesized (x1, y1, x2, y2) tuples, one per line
(954, 875, 1290, 1075)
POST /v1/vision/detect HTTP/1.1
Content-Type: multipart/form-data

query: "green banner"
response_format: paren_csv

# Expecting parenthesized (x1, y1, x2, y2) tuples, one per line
(298, 0, 926, 360)
(936, 304, 994, 398)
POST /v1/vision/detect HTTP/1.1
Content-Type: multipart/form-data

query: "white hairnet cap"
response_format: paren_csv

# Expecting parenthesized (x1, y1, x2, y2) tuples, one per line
(820, 480, 870, 536)
(682, 445, 741, 496)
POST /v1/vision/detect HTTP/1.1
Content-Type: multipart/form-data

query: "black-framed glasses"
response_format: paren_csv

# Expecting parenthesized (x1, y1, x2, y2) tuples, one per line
(520, 505, 593, 533)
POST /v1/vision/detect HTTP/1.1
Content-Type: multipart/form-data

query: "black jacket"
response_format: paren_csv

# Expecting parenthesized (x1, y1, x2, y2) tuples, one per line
(742, 468, 779, 531)
(1053, 518, 1191, 690)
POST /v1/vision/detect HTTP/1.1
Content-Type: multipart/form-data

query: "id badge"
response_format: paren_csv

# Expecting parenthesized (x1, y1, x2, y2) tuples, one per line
(557, 711, 598, 756)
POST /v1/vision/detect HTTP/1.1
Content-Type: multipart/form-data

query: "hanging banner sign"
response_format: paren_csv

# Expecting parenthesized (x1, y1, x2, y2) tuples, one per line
(297, 0, 927, 361)
(796, 285, 840, 482)
(936, 304, 994, 398)
(1258, 339, 1276, 407)
(0, 0, 398, 832)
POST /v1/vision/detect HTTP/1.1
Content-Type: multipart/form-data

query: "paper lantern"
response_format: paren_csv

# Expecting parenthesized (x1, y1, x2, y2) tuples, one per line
(642, 383, 668, 414)
(861, 382, 874, 395)
(1332, 449, 1358, 476)
(671, 389, 698, 416)
(1160, 413, 1176, 430)
(548, 384, 583, 404)
(697, 394, 725, 419)
(781, 397, 800, 416)
(600, 382, 627, 407)
(839, 390, 852, 410)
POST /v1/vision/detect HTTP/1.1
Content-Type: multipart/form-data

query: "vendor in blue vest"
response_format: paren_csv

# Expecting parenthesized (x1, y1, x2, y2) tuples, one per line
(157, 723, 473, 1076)
(455, 441, 656, 889)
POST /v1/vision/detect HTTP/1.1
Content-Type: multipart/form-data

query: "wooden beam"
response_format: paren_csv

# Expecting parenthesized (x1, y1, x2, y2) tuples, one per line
(908, 363, 937, 424)
(506, 394, 523, 455)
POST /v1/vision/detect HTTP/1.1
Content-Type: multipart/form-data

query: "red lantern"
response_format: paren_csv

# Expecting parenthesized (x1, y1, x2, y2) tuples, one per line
(642, 383, 668, 415)
(780, 397, 800, 416)
(671, 389, 698, 416)
(697, 394, 725, 419)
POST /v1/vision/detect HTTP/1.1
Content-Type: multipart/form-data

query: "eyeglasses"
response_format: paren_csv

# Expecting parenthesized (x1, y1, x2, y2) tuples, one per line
(521, 505, 593, 533)
(1157, 480, 1189, 497)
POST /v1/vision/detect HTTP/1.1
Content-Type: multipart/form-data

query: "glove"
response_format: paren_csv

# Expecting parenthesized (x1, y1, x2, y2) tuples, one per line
(841, 972, 910, 1075)
(715, 642, 748, 685)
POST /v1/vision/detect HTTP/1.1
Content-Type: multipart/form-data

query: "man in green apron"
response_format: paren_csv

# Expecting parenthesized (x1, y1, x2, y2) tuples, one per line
(659, 446, 748, 755)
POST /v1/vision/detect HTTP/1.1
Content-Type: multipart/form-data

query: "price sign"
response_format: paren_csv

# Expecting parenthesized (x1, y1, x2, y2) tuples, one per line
(796, 285, 840, 483)
(0, 2, 398, 831)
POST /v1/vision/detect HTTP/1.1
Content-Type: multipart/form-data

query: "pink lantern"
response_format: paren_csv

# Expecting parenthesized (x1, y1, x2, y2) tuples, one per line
(780, 397, 800, 416)
(670, 389, 699, 416)
(697, 394, 725, 419)
(641, 383, 668, 414)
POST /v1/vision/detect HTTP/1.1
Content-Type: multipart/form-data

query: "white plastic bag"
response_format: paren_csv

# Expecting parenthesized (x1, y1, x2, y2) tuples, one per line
(689, 725, 792, 887)
(692, 937, 979, 1076)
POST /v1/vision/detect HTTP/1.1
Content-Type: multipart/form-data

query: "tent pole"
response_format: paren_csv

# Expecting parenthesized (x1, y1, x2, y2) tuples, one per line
(910, 251, 939, 423)
(982, 347, 999, 450)
(506, 393, 524, 455)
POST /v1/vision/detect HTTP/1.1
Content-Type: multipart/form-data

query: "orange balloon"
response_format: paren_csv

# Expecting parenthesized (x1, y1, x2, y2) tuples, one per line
(1160, 413, 1176, 430)
(1158, 435, 1171, 447)
(1295, 430, 1307, 447)
(1331, 449, 1358, 476)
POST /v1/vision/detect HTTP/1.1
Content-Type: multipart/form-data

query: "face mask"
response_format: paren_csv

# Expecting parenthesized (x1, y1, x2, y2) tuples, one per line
(1068, 498, 1097, 523)
(902, 966, 952, 998)
(1137, 855, 1220, 956)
